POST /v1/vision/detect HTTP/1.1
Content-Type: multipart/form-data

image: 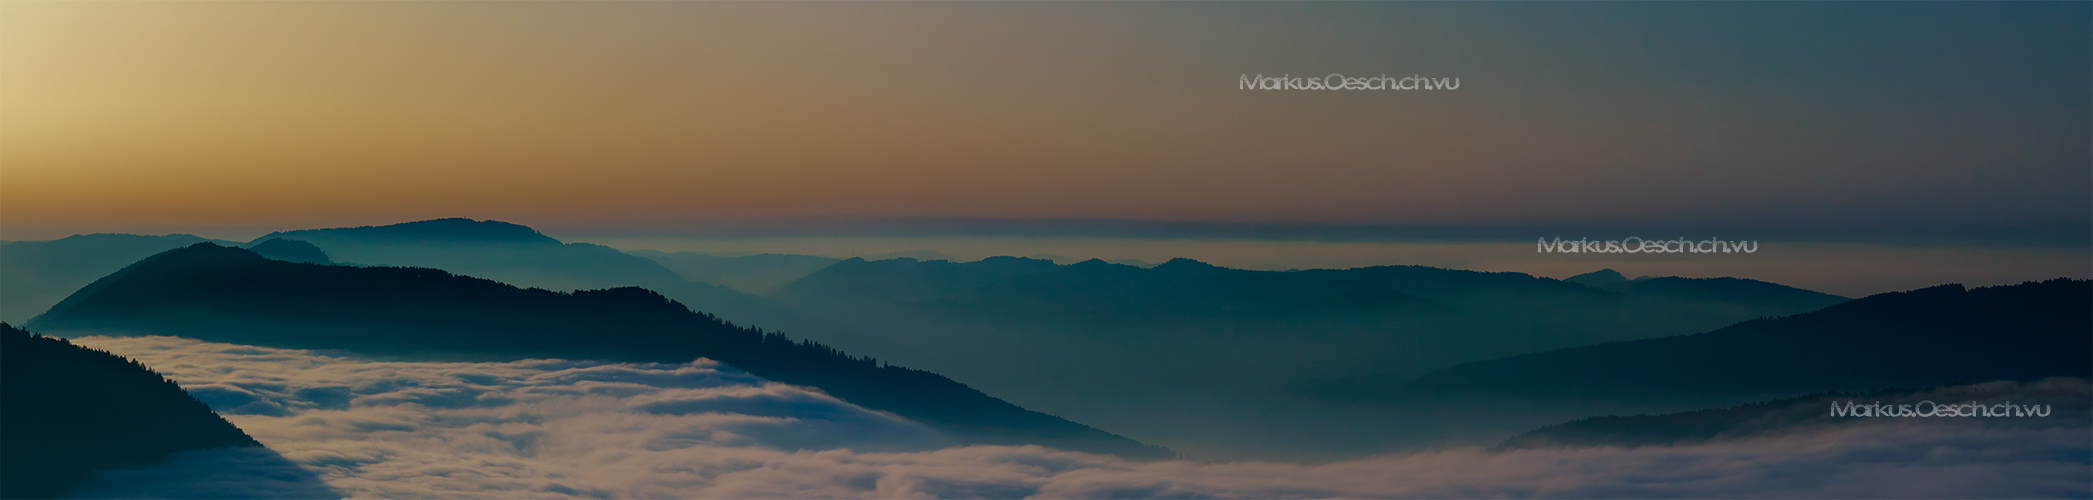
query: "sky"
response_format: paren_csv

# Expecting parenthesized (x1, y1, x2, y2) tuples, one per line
(3, 2, 2087, 292)
(63, 336, 2093, 498)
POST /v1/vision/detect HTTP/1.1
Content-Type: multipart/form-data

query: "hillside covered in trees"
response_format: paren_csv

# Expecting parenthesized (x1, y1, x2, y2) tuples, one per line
(26, 243, 1172, 459)
(0, 233, 237, 324)
(1339, 278, 2091, 408)
(1, 323, 265, 498)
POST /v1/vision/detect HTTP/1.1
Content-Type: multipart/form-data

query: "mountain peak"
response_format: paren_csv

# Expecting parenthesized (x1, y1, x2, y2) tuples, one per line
(247, 238, 332, 264)
(255, 218, 558, 246)
(1565, 268, 1630, 290)
(1153, 258, 1218, 272)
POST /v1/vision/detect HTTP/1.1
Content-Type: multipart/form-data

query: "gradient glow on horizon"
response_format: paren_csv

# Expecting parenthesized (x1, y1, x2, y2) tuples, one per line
(5, 2, 2087, 240)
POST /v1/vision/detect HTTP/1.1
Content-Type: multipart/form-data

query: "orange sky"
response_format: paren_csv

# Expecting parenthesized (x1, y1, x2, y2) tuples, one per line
(4, 2, 2087, 243)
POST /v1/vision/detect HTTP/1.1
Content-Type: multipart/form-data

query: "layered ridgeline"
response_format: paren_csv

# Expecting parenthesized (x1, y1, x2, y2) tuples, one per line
(779, 257, 1846, 391)
(2, 323, 268, 498)
(247, 238, 331, 264)
(767, 255, 1848, 457)
(249, 218, 792, 328)
(749, 255, 1856, 459)
(25, 244, 1172, 459)
(1325, 279, 2090, 417)
(0, 233, 240, 324)
(628, 250, 842, 296)
(1495, 378, 2091, 451)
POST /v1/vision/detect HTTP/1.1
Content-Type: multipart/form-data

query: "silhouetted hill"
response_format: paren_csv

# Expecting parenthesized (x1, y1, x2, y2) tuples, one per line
(257, 217, 558, 245)
(0, 233, 239, 324)
(1025, 254, 1078, 264)
(1374, 279, 2090, 406)
(26, 244, 1171, 460)
(247, 218, 794, 327)
(857, 250, 951, 261)
(1, 323, 265, 498)
(246, 238, 331, 264)
(778, 256, 1845, 391)
(1293, 265, 1847, 322)
(1564, 268, 1630, 290)
(1495, 378, 2091, 451)
(1616, 275, 1841, 304)
(1562, 269, 1842, 305)
(628, 250, 841, 295)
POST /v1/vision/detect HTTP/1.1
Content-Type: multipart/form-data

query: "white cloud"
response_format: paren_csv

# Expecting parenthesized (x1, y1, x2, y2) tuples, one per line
(67, 336, 2091, 499)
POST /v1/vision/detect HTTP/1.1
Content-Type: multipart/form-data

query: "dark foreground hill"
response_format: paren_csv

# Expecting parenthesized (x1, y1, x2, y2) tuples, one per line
(26, 243, 1172, 459)
(1357, 279, 2091, 407)
(1, 323, 266, 498)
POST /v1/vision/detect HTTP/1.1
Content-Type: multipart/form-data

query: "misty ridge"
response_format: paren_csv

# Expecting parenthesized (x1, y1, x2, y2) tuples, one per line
(772, 256, 1847, 377)
(760, 252, 1847, 457)
(628, 250, 842, 296)
(0, 233, 240, 325)
(0, 323, 334, 499)
(252, 218, 799, 328)
(24, 242, 1171, 460)
(1259, 277, 2091, 454)
(5, 218, 1854, 458)
(7, 218, 2087, 463)
(51, 334, 2088, 499)
(1330, 278, 2091, 406)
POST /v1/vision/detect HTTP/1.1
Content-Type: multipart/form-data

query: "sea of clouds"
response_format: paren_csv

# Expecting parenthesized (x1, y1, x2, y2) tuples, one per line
(66, 336, 2092, 499)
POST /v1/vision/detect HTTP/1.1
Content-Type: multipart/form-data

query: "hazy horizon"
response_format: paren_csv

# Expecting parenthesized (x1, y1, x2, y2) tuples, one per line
(5, 217, 2086, 298)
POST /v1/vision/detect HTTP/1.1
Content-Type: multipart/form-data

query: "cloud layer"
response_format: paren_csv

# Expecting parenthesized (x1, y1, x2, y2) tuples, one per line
(69, 336, 2091, 499)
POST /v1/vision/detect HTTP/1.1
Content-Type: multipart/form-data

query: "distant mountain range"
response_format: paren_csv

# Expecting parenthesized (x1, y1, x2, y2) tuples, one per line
(1, 323, 286, 498)
(250, 218, 794, 328)
(766, 254, 1850, 456)
(38, 218, 2041, 461)
(628, 250, 842, 295)
(257, 217, 557, 245)
(25, 243, 1172, 459)
(247, 238, 332, 264)
(1322, 278, 2090, 414)
(781, 257, 1848, 383)
(0, 233, 238, 324)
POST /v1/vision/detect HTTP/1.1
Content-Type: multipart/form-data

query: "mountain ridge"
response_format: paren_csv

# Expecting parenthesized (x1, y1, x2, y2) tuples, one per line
(0, 233, 241, 324)
(244, 218, 797, 328)
(1345, 278, 2090, 408)
(26, 243, 1173, 460)
(257, 217, 558, 245)
(1, 323, 297, 498)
